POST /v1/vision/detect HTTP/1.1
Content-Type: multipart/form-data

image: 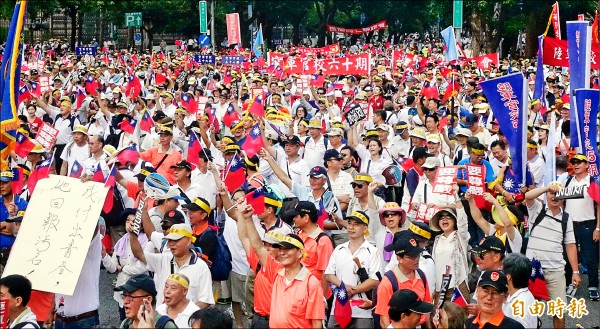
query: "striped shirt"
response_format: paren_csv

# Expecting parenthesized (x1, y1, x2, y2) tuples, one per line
(525, 199, 575, 270)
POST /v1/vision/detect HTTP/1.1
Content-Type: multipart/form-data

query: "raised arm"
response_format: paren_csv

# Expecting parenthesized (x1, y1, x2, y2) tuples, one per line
(237, 201, 270, 265)
(465, 192, 491, 233)
(260, 147, 292, 189)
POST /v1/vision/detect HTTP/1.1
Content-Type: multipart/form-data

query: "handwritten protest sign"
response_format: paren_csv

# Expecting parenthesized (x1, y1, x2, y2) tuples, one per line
(1, 175, 108, 295)
(466, 164, 486, 195)
(35, 122, 59, 150)
(432, 166, 458, 195)
(416, 204, 441, 223)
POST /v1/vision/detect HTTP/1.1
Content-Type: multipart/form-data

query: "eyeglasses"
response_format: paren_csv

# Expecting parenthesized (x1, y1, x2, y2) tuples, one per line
(423, 167, 437, 172)
(384, 212, 400, 218)
(479, 287, 505, 298)
(477, 251, 491, 260)
(341, 153, 350, 158)
(121, 294, 150, 302)
(571, 160, 584, 165)
(351, 183, 364, 189)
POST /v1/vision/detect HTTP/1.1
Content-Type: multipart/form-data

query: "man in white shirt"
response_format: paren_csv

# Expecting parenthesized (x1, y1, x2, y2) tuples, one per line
(526, 140, 545, 188)
(60, 125, 90, 176)
(155, 274, 200, 328)
(303, 119, 328, 168)
(502, 253, 538, 328)
(324, 149, 353, 213)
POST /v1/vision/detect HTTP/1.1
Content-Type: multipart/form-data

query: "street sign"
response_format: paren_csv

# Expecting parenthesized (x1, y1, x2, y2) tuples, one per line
(125, 12, 142, 27)
(75, 46, 97, 56)
(198, 34, 210, 46)
(134, 33, 142, 45)
(199, 1, 208, 33)
(453, 0, 463, 29)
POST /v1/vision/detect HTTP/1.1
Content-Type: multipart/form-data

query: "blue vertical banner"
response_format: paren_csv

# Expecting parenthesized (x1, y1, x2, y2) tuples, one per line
(253, 24, 264, 58)
(441, 26, 458, 61)
(0, 0, 28, 159)
(573, 89, 600, 181)
(566, 21, 592, 149)
(533, 36, 545, 102)
(479, 73, 528, 185)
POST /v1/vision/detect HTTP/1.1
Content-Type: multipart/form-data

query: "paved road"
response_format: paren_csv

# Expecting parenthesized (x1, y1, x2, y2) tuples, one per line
(98, 268, 599, 328)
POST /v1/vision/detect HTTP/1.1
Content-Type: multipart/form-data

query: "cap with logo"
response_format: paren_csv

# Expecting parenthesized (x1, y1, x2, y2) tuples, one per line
(135, 162, 157, 181)
(384, 234, 425, 256)
(308, 166, 327, 178)
(326, 127, 344, 137)
(281, 135, 301, 146)
(163, 223, 196, 242)
(0, 170, 14, 183)
(472, 235, 506, 254)
(162, 210, 186, 225)
(170, 160, 192, 171)
(478, 270, 508, 293)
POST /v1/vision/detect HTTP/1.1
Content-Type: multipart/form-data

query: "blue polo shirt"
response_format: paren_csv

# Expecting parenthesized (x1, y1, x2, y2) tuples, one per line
(0, 195, 28, 248)
(457, 158, 496, 193)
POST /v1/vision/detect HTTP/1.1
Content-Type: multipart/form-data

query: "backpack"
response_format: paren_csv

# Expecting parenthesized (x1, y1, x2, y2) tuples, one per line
(303, 136, 329, 150)
(520, 202, 568, 254)
(55, 113, 78, 131)
(372, 268, 428, 329)
(199, 227, 233, 281)
(121, 315, 175, 329)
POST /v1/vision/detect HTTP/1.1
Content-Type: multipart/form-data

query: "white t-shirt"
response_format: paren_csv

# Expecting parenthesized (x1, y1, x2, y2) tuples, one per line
(156, 300, 200, 328)
(223, 213, 249, 275)
(60, 142, 90, 174)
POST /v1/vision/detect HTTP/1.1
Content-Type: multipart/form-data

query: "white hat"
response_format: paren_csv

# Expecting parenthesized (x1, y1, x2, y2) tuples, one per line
(422, 157, 441, 169)
(144, 93, 155, 100)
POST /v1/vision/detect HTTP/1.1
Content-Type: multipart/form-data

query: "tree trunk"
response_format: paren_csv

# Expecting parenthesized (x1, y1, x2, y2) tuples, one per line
(68, 5, 77, 50)
(292, 21, 301, 45)
(470, 8, 483, 57)
(524, 11, 544, 58)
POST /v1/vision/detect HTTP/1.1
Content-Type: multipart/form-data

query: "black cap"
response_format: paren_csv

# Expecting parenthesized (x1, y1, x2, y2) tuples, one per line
(308, 166, 327, 178)
(287, 201, 318, 218)
(323, 149, 344, 162)
(170, 160, 192, 171)
(478, 270, 508, 293)
(389, 289, 435, 314)
(384, 234, 425, 256)
(412, 146, 430, 162)
(119, 208, 137, 223)
(281, 135, 301, 146)
(135, 162, 157, 181)
(472, 235, 506, 254)
(114, 274, 157, 297)
(162, 210, 185, 225)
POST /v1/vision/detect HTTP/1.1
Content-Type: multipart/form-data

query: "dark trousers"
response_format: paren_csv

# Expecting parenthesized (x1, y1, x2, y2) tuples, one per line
(574, 220, 599, 288)
(461, 199, 486, 247)
(250, 314, 269, 329)
(54, 144, 66, 173)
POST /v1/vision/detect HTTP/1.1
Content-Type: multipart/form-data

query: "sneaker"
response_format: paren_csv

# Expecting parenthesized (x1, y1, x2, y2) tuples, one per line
(589, 288, 599, 301)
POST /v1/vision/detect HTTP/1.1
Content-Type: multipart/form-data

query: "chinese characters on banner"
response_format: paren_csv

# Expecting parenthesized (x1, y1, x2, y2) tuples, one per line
(466, 165, 486, 195)
(416, 204, 441, 223)
(267, 53, 371, 75)
(38, 76, 50, 94)
(326, 21, 387, 35)
(470, 53, 500, 70)
(0, 300, 6, 329)
(573, 89, 600, 180)
(432, 166, 459, 195)
(542, 36, 599, 69)
(2, 176, 108, 295)
(226, 13, 241, 45)
(294, 43, 341, 57)
(34, 122, 59, 151)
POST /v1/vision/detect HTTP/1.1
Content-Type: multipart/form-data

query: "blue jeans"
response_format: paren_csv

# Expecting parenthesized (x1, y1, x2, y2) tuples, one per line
(55, 314, 99, 329)
(573, 220, 599, 288)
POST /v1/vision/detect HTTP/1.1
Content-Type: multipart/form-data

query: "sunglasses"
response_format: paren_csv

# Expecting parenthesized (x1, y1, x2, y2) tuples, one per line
(384, 212, 400, 218)
(423, 167, 437, 172)
(351, 183, 365, 189)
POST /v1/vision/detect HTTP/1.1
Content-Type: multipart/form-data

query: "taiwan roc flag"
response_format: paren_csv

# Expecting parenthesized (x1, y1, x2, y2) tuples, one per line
(529, 257, 550, 301)
(334, 281, 352, 328)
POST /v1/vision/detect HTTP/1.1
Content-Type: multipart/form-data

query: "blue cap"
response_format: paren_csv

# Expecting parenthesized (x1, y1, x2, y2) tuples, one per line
(308, 166, 327, 178)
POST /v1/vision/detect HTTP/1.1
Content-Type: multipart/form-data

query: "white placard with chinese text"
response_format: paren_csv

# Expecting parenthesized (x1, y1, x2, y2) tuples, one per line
(1, 175, 108, 295)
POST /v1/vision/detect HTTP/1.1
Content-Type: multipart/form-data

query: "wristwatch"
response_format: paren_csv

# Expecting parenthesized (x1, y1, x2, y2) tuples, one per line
(573, 271, 580, 274)
(595, 227, 600, 232)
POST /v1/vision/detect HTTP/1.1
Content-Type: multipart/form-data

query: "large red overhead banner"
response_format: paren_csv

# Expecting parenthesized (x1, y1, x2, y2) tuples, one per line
(326, 21, 387, 35)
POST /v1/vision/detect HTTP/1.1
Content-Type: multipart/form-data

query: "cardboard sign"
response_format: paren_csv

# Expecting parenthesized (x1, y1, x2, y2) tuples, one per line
(75, 46, 97, 56)
(35, 122, 59, 150)
(39, 76, 50, 94)
(416, 204, 441, 223)
(344, 105, 366, 127)
(1, 176, 108, 295)
(132, 197, 146, 235)
(197, 96, 209, 109)
(466, 164, 486, 196)
(432, 166, 458, 195)
(0, 300, 7, 329)
(251, 88, 264, 100)
(555, 185, 586, 200)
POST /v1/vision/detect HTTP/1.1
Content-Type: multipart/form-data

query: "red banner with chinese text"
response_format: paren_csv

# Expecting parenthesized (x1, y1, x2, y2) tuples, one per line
(326, 21, 387, 35)
(542, 36, 599, 69)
